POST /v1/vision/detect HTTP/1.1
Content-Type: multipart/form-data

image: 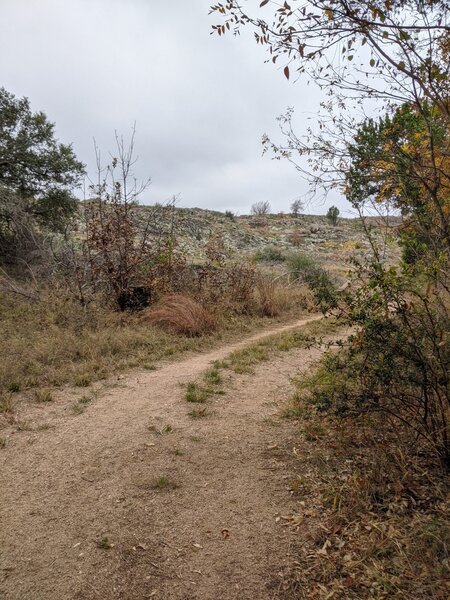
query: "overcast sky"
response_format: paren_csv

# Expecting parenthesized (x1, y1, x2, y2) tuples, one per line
(0, 0, 351, 216)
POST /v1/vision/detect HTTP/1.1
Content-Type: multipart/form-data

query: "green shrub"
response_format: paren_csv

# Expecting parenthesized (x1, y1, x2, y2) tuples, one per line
(286, 252, 337, 312)
(254, 246, 286, 262)
(185, 382, 210, 403)
(298, 279, 450, 468)
(326, 205, 340, 225)
(286, 251, 317, 275)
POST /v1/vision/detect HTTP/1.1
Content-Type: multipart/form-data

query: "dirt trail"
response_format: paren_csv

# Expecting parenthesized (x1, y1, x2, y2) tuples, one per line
(0, 314, 328, 600)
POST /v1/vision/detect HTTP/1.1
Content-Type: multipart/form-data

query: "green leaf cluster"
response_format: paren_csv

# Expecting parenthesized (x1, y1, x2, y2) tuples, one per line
(0, 88, 85, 233)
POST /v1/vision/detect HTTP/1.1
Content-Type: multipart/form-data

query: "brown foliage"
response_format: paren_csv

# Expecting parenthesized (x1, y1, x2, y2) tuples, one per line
(255, 274, 288, 317)
(160, 263, 257, 315)
(142, 294, 216, 337)
(289, 230, 303, 247)
(274, 393, 450, 599)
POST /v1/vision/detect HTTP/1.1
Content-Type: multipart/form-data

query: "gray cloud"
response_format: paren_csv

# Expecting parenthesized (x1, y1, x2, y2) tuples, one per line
(0, 0, 351, 215)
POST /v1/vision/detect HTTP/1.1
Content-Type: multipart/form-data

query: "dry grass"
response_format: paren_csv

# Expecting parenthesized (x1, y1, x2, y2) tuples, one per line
(141, 294, 216, 337)
(33, 388, 53, 403)
(254, 274, 292, 317)
(188, 406, 209, 418)
(0, 288, 306, 398)
(219, 317, 342, 375)
(0, 392, 14, 414)
(0, 291, 191, 393)
(148, 476, 179, 491)
(273, 375, 450, 599)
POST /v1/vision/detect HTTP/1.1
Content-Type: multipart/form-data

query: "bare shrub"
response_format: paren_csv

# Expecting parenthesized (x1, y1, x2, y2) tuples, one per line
(290, 197, 304, 217)
(289, 230, 303, 247)
(142, 294, 216, 337)
(224, 265, 257, 313)
(62, 129, 177, 310)
(166, 262, 258, 316)
(250, 200, 271, 216)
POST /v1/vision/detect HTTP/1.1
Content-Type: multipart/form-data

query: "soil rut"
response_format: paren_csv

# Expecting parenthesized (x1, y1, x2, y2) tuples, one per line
(0, 315, 326, 600)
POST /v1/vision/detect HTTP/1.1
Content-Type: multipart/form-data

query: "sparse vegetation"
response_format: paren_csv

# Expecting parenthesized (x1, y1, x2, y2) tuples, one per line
(147, 423, 174, 435)
(96, 537, 112, 550)
(149, 476, 179, 490)
(0, 392, 13, 413)
(33, 388, 53, 403)
(203, 366, 222, 386)
(78, 394, 93, 405)
(185, 382, 210, 403)
(218, 318, 337, 375)
(227, 344, 271, 374)
(71, 402, 86, 415)
(277, 384, 450, 599)
(188, 406, 209, 419)
(253, 246, 286, 263)
(0, 288, 304, 396)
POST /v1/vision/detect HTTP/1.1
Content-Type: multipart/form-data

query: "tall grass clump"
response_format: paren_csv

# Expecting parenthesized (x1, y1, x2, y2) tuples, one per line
(254, 274, 295, 317)
(142, 294, 216, 337)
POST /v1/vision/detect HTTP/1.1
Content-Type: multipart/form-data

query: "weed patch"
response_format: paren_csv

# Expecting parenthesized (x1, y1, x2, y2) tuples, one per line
(188, 407, 209, 418)
(96, 537, 112, 550)
(185, 383, 210, 403)
(203, 366, 222, 386)
(227, 345, 271, 374)
(33, 389, 53, 403)
(149, 476, 179, 491)
(78, 395, 93, 405)
(147, 423, 173, 435)
(71, 402, 85, 415)
(0, 393, 13, 414)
